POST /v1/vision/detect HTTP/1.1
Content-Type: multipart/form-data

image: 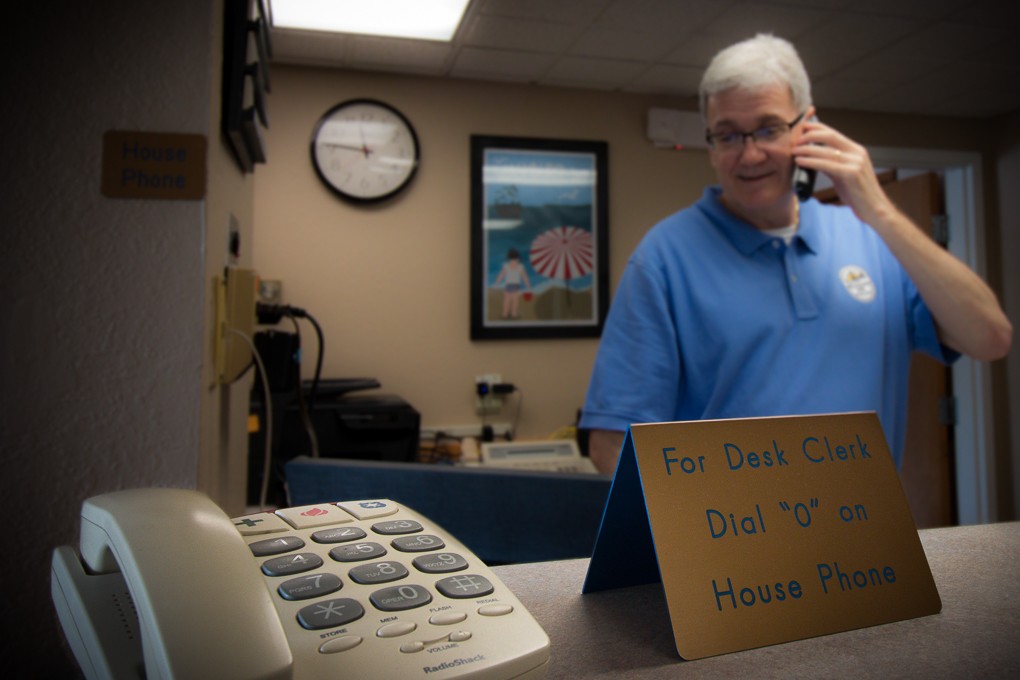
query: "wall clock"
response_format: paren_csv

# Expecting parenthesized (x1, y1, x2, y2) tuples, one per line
(310, 99, 421, 203)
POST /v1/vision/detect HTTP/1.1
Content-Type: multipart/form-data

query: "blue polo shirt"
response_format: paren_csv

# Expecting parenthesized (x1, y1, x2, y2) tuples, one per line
(580, 187, 954, 467)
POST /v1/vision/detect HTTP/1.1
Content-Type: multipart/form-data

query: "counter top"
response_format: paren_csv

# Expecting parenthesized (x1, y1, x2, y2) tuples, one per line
(492, 522, 1020, 678)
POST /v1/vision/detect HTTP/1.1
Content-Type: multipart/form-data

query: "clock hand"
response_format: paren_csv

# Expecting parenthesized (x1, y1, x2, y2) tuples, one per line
(320, 141, 373, 157)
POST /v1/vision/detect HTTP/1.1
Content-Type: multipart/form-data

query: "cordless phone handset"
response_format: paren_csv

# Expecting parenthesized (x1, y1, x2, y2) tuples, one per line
(794, 115, 820, 202)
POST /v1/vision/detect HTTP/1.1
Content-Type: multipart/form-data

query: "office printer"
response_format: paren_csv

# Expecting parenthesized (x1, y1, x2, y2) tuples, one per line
(290, 387, 421, 463)
(249, 379, 420, 506)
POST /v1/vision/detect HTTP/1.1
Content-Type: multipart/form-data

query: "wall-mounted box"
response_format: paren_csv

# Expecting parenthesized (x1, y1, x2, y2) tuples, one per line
(647, 108, 708, 150)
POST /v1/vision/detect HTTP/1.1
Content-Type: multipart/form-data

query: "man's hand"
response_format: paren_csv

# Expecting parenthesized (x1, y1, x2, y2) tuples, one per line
(793, 119, 1011, 361)
(589, 429, 625, 475)
(793, 118, 898, 227)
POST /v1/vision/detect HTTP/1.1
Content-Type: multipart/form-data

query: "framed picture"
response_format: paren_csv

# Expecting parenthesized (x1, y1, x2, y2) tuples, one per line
(470, 135, 609, 340)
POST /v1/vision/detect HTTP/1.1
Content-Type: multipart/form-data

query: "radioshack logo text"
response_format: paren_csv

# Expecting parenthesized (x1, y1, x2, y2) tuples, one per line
(422, 654, 485, 674)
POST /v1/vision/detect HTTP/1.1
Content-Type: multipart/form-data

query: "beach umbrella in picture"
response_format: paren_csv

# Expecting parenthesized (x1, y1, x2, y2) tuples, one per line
(529, 225, 594, 308)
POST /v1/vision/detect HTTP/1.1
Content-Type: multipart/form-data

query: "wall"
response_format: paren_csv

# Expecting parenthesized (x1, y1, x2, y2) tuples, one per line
(0, 1, 252, 675)
(254, 66, 1013, 451)
(0, 11, 1014, 674)
(993, 112, 1020, 517)
(200, 3, 260, 515)
(254, 65, 717, 439)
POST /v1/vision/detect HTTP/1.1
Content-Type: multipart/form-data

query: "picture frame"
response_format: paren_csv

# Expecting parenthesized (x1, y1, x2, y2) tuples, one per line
(470, 135, 609, 340)
(221, 0, 271, 173)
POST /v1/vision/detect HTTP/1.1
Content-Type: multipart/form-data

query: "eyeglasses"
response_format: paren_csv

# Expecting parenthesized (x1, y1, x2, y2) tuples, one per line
(705, 111, 806, 152)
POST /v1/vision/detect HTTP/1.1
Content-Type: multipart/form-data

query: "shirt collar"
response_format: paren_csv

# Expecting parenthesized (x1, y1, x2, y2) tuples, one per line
(698, 186, 820, 256)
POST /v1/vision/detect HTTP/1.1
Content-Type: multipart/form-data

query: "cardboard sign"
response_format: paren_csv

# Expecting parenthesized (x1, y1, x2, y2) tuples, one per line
(583, 412, 941, 660)
(101, 130, 206, 200)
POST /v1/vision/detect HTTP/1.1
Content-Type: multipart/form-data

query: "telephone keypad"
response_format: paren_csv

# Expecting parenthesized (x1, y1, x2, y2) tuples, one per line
(370, 584, 433, 611)
(413, 552, 468, 573)
(234, 499, 550, 674)
(336, 500, 399, 520)
(312, 526, 368, 543)
(377, 621, 418, 638)
(391, 534, 445, 552)
(278, 572, 343, 601)
(232, 512, 290, 535)
(297, 597, 364, 630)
(430, 611, 468, 626)
(276, 503, 356, 529)
(329, 542, 388, 562)
(261, 552, 324, 577)
(249, 535, 305, 556)
(372, 519, 423, 535)
(319, 635, 363, 654)
(348, 561, 409, 585)
(436, 575, 495, 599)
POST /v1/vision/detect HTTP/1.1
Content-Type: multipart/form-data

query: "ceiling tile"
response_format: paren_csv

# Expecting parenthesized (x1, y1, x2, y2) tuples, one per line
(698, 2, 834, 42)
(662, 32, 735, 67)
(347, 36, 452, 74)
(268, 0, 1020, 118)
(449, 47, 557, 82)
(794, 12, 920, 57)
(964, 37, 1020, 69)
(476, 0, 614, 24)
(622, 63, 705, 95)
(569, 25, 683, 61)
(855, 75, 958, 116)
(882, 21, 1006, 61)
(463, 14, 586, 53)
(932, 87, 1020, 119)
(540, 56, 647, 89)
(810, 77, 894, 110)
(943, 0, 1020, 28)
(833, 53, 944, 83)
(795, 44, 870, 81)
(272, 28, 349, 65)
(596, 0, 735, 35)
(838, 0, 971, 19)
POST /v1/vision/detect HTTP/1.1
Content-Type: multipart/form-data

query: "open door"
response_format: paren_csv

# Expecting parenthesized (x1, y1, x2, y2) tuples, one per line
(815, 172, 954, 528)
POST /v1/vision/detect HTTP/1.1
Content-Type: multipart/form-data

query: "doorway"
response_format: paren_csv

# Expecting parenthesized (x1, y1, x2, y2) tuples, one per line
(814, 147, 995, 526)
(815, 171, 953, 527)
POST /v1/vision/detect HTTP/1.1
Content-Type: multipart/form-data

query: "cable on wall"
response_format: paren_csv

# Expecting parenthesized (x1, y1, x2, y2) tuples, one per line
(230, 328, 273, 511)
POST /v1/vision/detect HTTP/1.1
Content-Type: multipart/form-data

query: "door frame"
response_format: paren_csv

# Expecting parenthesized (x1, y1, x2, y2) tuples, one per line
(868, 146, 995, 525)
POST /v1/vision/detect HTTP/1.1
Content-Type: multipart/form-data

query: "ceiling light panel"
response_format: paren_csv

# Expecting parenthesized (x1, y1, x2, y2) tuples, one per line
(270, 0, 471, 41)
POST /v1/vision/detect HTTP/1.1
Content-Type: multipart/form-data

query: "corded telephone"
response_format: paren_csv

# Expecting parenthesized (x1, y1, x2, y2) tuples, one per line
(51, 488, 550, 679)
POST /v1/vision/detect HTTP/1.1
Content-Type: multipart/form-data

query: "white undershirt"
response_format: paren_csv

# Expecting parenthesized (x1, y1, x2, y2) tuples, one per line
(762, 223, 798, 245)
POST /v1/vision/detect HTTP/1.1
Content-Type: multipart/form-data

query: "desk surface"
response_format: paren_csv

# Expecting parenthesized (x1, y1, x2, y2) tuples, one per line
(492, 522, 1020, 678)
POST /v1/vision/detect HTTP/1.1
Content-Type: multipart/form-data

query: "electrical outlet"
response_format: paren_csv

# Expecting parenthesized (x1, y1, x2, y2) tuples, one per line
(475, 373, 503, 415)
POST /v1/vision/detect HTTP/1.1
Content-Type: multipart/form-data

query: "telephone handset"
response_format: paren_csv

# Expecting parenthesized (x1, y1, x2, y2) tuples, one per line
(52, 489, 551, 679)
(793, 164, 816, 202)
(794, 115, 820, 202)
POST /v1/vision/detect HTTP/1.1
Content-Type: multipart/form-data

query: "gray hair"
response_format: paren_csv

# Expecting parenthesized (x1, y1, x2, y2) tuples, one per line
(699, 33, 812, 119)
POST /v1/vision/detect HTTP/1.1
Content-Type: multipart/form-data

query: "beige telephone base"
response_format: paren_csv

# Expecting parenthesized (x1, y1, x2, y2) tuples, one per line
(52, 488, 550, 679)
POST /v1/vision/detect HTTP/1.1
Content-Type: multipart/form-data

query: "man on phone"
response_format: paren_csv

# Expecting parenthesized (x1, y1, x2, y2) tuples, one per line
(580, 33, 1011, 475)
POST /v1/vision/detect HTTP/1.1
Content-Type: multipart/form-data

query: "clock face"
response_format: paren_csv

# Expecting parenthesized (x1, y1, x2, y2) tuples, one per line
(310, 99, 420, 203)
